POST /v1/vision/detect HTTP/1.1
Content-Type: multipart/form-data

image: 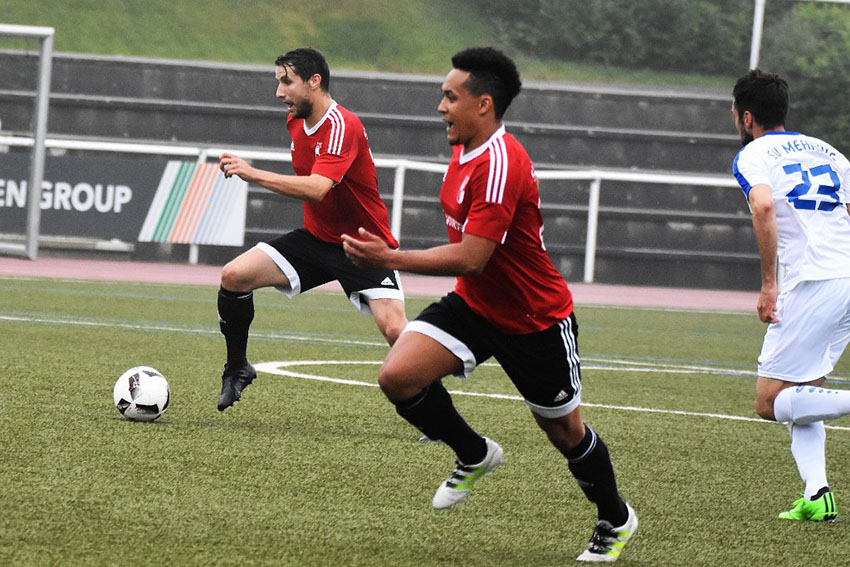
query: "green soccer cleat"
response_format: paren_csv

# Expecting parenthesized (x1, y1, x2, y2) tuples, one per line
(778, 489, 837, 522)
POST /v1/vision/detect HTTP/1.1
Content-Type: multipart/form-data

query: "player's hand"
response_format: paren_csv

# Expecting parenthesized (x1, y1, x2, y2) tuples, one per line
(219, 153, 255, 181)
(341, 228, 394, 269)
(756, 283, 779, 324)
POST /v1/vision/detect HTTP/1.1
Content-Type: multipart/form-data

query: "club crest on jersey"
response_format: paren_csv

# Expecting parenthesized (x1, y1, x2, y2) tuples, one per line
(457, 175, 470, 204)
(315, 142, 322, 156)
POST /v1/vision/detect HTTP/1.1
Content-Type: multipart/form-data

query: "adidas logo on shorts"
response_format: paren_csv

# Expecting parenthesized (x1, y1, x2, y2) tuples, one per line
(381, 277, 394, 286)
(554, 390, 569, 402)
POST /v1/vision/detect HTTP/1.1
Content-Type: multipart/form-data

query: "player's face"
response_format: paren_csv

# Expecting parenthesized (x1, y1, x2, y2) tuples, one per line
(732, 104, 754, 146)
(438, 69, 483, 147)
(276, 65, 314, 120)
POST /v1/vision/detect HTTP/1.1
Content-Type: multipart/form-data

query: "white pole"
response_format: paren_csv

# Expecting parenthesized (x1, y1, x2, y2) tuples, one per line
(750, 0, 767, 69)
(390, 163, 406, 242)
(25, 28, 54, 260)
(583, 176, 602, 284)
(188, 149, 209, 265)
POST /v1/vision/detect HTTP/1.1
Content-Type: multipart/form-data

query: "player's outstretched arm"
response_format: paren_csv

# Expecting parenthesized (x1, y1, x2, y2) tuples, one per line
(219, 152, 333, 202)
(342, 228, 496, 276)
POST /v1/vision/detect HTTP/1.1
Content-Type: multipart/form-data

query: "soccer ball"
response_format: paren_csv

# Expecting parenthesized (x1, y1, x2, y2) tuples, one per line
(113, 366, 170, 421)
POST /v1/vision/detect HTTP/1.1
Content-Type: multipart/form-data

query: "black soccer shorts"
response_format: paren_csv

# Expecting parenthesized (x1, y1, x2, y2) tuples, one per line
(257, 228, 403, 313)
(405, 292, 582, 418)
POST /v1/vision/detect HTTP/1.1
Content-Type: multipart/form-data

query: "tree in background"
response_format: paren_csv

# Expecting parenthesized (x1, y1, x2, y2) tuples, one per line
(473, 0, 793, 76)
(474, 0, 848, 152)
(761, 2, 850, 154)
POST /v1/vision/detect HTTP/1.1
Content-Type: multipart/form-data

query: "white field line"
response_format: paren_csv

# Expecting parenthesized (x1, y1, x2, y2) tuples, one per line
(6, 312, 850, 380)
(0, 313, 763, 374)
(0, 313, 385, 347)
(6, 313, 760, 376)
(254, 360, 850, 432)
(7, 312, 850, 429)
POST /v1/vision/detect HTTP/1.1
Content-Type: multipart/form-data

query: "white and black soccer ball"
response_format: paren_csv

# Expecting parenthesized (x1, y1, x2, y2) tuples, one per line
(113, 366, 170, 422)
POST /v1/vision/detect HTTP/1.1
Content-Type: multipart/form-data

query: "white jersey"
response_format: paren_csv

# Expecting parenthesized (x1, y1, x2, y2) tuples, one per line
(733, 131, 850, 291)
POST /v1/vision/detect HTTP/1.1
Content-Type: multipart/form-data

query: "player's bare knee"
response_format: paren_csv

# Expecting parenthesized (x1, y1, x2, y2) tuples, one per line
(377, 365, 405, 398)
(220, 262, 250, 292)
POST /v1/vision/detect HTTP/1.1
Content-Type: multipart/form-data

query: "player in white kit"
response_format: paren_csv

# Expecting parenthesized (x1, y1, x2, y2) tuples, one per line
(732, 69, 850, 521)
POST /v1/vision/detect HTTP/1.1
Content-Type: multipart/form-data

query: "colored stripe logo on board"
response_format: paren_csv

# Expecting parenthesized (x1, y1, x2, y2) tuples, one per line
(138, 161, 247, 246)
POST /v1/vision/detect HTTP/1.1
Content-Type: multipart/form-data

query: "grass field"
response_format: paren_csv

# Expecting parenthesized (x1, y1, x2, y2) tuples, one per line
(0, 0, 731, 88)
(3, 276, 850, 566)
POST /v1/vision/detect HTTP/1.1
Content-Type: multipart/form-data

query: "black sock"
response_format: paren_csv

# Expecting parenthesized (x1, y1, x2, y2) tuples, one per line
(394, 381, 487, 465)
(565, 425, 628, 526)
(217, 286, 254, 367)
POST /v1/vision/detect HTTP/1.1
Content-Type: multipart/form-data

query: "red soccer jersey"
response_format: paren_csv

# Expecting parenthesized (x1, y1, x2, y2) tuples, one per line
(287, 101, 398, 248)
(441, 126, 573, 334)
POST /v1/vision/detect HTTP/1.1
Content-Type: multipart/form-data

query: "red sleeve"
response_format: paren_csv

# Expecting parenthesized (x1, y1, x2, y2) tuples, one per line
(310, 110, 357, 183)
(462, 154, 519, 244)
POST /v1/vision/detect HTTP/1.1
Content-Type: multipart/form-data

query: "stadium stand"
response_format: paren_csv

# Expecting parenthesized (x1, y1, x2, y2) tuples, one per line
(0, 51, 756, 289)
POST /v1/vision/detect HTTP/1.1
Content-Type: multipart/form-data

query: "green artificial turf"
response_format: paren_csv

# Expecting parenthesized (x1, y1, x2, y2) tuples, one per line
(2, 277, 849, 566)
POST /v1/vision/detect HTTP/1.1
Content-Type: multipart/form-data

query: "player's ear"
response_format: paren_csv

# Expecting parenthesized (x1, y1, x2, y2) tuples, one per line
(478, 94, 493, 116)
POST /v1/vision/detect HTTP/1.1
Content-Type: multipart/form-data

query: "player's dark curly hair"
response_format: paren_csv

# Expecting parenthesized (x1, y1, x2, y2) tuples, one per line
(451, 47, 522, 120)
(733, 69, 788, 129)
(275, 47, 330, 92)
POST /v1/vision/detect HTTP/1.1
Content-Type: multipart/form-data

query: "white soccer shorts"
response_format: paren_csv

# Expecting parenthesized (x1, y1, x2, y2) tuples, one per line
(758, 278, 850, 382)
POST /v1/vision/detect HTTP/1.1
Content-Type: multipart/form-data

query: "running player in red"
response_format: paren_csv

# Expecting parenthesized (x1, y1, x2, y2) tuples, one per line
(342, 47, 636, 563)
(216, 47, 407, 411)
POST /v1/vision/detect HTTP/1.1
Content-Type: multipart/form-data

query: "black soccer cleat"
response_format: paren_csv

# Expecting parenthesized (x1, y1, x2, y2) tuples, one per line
(217, 362, 257, 411)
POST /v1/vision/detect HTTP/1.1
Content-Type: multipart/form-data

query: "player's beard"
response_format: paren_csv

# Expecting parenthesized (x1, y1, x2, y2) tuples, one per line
(292, 98, 314, 120)
(737, 117, 754, 146)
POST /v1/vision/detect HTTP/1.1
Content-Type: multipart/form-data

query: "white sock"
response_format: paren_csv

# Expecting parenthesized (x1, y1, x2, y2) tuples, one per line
(773, 385, 850, 424)
(787, 422, 829, 499)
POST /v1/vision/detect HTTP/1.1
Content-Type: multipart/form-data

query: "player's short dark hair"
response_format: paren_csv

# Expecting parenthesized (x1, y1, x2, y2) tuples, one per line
(733, 69, 788, 129)
(451, 47, 522, 120)
(275, 47, 330, 91)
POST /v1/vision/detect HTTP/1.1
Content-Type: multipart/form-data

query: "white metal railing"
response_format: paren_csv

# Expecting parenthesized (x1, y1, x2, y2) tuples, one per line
(0, 135, 739, 283)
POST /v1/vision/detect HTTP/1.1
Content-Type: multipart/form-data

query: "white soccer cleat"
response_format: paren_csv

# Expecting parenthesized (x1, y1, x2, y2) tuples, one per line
(576, 502, 638, 562)
(432, 437, 504, 509)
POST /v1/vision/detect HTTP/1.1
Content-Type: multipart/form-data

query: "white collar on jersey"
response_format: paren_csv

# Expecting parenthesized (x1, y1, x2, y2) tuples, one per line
(303, 100, 338, 136)
(459, 124, 506, 164)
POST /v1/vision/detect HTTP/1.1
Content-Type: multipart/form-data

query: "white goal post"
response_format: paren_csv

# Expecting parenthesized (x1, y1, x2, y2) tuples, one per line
(0, 24, 54, 260)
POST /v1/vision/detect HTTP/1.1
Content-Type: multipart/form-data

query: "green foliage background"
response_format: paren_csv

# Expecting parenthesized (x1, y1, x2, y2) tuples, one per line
(3, 1, 850, 149)
(472, 0, 775, 75)
(0, 0, 739, 86)
(762, 3, 850, 153)
(474, 0, 850, 152)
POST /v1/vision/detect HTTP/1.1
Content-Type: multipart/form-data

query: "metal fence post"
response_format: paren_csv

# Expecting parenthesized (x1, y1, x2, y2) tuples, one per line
(583, 174, 602, 284)
(187, 149, 210, 265)
(21, 27, 54, 260)
(390, 162, 407, 242)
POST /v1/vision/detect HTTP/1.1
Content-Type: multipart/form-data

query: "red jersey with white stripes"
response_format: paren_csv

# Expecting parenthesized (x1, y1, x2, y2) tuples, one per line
(287, 101, 398, 247)
(441, 126, 573, 334)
